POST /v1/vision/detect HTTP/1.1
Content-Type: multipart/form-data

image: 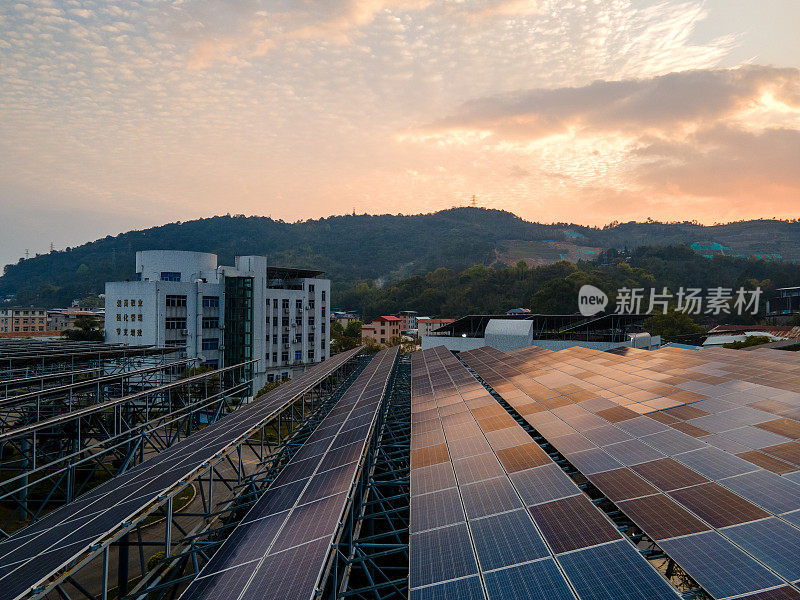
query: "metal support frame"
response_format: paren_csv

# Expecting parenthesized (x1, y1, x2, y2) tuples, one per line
(325, 355, 411, 600)
(31, 353, 367, 600)
(463, 359, 711, 600)
(0, 361, 253, 535)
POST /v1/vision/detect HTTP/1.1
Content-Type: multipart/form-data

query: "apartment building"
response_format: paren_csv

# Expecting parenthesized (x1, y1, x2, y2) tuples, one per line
(0, 307, 48, 333)
(417, 317, 455, 337)
(105, 250, 330, 389)
(361, 316, 401, 346)
(48, 308, 105, 332)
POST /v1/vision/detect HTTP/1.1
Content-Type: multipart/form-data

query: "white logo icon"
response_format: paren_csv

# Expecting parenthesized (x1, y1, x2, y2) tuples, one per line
(578, 285, 608, 317)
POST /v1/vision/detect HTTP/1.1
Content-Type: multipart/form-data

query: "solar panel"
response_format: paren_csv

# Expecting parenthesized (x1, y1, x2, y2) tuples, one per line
(718, 469, 800, 514)
(723, 518, 800, 581)
(557, 540, 679, 600)
(667, 482, 769, 528)
(659, 531, 784, 599)
(459, 476, 522, 520)
(527, 494, 620, 554)
(410, 487, 465, 533)
(582, 424, 632, 446)
(409, 522, 479, 588)
(603, 438, 665, 466)
(240, 536, 331, 600)
(409, 576, 486, 600)
(483, 558, 577, 600)
(201, 510, 289, 575)
(564, 447, 623, 474)
(640, 429, 707, 455)
(452, 452, 506, 484)
(470, 509, 549, 571)
(587, 467, 659, 502)
(630, 458, 710, 491)
(734, 587, 800, 600)
(410, 462, 457, 498)
(616, 494, 710, 540)
(510, 463, 583, 506)
(494, 442, 551, 472)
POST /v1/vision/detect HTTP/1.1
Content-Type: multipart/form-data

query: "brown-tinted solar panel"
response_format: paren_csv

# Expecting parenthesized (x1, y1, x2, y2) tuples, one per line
(616, 494, 710, 540)
(478, 414, 517, 432)
(411, 443, 450, 469)
(648, 412, 680, 425)
(735, 450, 798, 474)
(495, 442, 551, 473)
(668, 482, 769, 528)
(595, 406, 639, 423)
(736, 586, 800, 600)
(541, 396, 573, 410)
(582, 424, 631, 446)
(762, 441, 800, 466)
(528, 494, 620, 554)
(513, 402, 546, 415)
(669, 421, 711, 437)
(631, 458, 709, 491)
(587, 468, 659, 502)
(748, 399, 796, 416)
(755, 418, 800, 439)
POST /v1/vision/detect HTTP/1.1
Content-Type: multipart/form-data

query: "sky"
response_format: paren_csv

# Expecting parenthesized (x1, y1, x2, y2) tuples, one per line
(1, 0, 799, 270)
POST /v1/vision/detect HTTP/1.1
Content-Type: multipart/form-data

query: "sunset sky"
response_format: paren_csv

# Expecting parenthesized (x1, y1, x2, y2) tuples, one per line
(1, 0, 799, 269)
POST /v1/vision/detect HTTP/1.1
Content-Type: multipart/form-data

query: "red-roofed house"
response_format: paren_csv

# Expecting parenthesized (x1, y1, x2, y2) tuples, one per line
(361, 316, 401, 346)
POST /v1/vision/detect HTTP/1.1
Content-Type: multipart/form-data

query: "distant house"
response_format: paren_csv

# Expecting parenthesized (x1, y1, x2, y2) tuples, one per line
(330, 311, 360, 328)
(361, 316, 401, 346)
(704, 324, 800, 347)
(48, 308, 105, 332)
(417, 317, 456, 338)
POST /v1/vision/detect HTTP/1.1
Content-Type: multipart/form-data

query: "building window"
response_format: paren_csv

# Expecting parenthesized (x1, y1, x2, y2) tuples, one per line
(123, 300, 128, 307)
(321, 307, 326, 317)
(273, 299, 278, 309)
(272, 334, 278, 344)
(165, 317, 187, 330)
(202, 296, 219, 308)
(321, 290, 325, 301)
(272, 352, 277, 363)
(117, 328, 121, 335)
(202, 317, 219, 329)
(281, 351, 289, 362)
(321, 340, 325, 349)
(308, 334, 315, 344)
(116, 314, 121, 321)
(296, 299, 302, 311)
(138, 314, 143, 321)
(272, 316, 278, 326)
(165, 339, 186, 348)
(295, 350, 301, 361)
(267, 374, 275, 382)
(282, 299, 289, 310)
(282, 316, 289, 327)
(308, 350, 314, 360)
(161, 272, 181, 282)
(309, 299, 315, 309)
(166, 295, 187, 307)
(321, 323, 326, 333)
(282, 334, 289, 344)
(138, 299, 143, 307)
(309, 317, 315, 326)
(202, 338, 219, 350)
(308, 284, 315, 292)
(117, 299, 122, 307)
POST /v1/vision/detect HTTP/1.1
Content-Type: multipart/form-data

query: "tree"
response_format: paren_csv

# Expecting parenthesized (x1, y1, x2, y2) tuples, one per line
(643, 309, 706, 343)
(62, 316, 104, 341)
(723, 335, 773, 349)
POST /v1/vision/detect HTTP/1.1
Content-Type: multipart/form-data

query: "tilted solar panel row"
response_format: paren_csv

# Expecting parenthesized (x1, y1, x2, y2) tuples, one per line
(409, 346, 679, 600)
(459, 345, 800, 599)
(0, 346, 363, 600)
(180, 346, 398, 600)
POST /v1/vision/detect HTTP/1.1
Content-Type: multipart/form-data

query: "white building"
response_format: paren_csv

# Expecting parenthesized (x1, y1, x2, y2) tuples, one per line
(105, 251, 330, 389)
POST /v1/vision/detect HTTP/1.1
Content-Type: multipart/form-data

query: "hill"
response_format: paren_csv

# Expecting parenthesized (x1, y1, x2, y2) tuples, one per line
(2, 208, 800, 307)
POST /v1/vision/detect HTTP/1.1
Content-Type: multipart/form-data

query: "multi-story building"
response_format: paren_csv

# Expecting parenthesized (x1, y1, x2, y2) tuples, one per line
(47, 308, 105, 332)
(396, 310, 418, 333)
(417, 317, 455, 338)
(105, 251, 330, 388)
(0, 307, 48, 334)
(361, 316, 401, 346)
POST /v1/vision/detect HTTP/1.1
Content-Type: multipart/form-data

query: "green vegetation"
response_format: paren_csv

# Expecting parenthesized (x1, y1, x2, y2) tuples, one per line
(255, 376, 288, 398)
(340, 245, 800, 322)
(3, 208, 800, 307)
(723, 335, 774, 349)
(644, 309, 707, 343)
(330, 320, 363, 353)
(61, 316, 104, 341)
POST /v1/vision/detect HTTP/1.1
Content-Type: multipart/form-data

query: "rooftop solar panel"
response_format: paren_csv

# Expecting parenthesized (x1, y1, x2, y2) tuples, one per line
(410, 462, 457, 498)
(718, 469, 800, 514)
(409, 576, 486, 600)
(239, 536, 331, 600)
(630, 457, 710, 491)
(616, 494, 710, 540)
(510, 463, 583, 506)
(410, 487, 465, 533)
(668, 482, 769, 528)
(564, 447, 623, 475)
(723, 517, 800, 582)
(675, 447, 758, 480)
(470, 509, 549, 571)
(527, 494, 620, 554)
(409, 522, 479, 588)
(557, 540, 679, 600)
(587, 467, 659, 502)
(483, 558, 577, 600)
(603, 438, 666, 466)
(459, 476, 522, 520)
(659, 531, 784, 599)
(734, 587, 800, 600)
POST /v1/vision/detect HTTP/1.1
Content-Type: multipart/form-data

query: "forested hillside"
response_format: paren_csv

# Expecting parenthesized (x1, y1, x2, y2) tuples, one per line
(2, 207, 799, 307)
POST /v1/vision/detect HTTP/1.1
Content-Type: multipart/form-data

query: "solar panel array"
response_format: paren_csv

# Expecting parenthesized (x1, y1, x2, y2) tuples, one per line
(0, 346, 363, 600)
(181, 346, 398, 600)
(460, 344, 800, 600)
(409, 346, 679, 600)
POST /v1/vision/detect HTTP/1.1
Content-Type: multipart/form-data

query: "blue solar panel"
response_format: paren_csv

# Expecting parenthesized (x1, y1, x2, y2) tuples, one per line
(564, 448, 622, 475)
(201, 511, 288, 575)
(452, 452, 506, 484)
(180, 562, 258, 600)
(460, 476, 522, 519)
(410, 576, 486, 600)
(720, 470, 800, 514)
(659, 531, 783, 599)
(510, 463, 582, 506)
(410, 462, 457, 497)
(723, 518, 800, 581)
(410, 487, 466, 533)
(483, 558, 576, 600)
(410, 522, 479, 588)
(557, 540, 680, 600)
(240, 536, 331, 600)
(470, 509, 549, 571)
(675, 447, 758, 480)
